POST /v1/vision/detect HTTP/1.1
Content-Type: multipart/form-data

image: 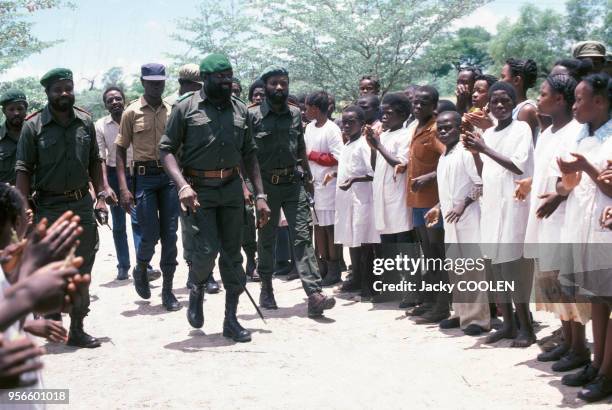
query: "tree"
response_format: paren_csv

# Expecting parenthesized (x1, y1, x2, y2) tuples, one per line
(488, 5, 566, 76)
(101, 67, 126, 90)
(0, 1, 71, 73)
(564, 0, 611, 45)
(172, 0, 488, 100)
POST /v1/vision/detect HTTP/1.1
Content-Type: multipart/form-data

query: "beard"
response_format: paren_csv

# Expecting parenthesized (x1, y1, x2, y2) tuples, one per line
(205, 79, 232, 102)
(50, 95, 75, 112)
(7, 116, 24, 128)
(265, 89, 288, 105)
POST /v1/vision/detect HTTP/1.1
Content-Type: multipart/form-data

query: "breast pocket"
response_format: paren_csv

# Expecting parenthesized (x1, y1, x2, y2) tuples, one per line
(233, 116, 247, 147)
(0, 144, 16, 171)
(186, 113, 215, 147)
(75, 128, 92, 167)
(37, 133, 60, 166)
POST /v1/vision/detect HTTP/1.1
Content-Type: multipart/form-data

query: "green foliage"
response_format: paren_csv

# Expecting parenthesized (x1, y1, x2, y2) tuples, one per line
(564, 0, 611, 45)
(0, 1, 71, 73)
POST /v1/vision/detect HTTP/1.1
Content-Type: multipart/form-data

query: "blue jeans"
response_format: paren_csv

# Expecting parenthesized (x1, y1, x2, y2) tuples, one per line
(134, 172, 179, 275)
(107, 166, 143, 270)
(412, 207, 443, 228)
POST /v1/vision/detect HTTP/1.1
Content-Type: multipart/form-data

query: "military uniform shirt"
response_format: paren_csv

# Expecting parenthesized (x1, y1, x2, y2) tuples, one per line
(15, 106, 100, 192)
(247, 100, 305, 171)
(115, 96, 170, 162)
(159, 91, 255, 170)
(0, 123, 19, 184)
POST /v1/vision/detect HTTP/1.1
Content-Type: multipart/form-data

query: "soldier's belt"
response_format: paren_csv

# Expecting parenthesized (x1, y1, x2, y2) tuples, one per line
(39, 187, 89, 201)
(133, 160, 164, 176)
(183, 166, 239, 180)
(264, 166, 296, 185)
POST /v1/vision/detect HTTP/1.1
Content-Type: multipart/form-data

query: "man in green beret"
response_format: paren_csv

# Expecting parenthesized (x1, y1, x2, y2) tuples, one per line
(0, 89, 28, 185)
(15, 68, 108, 348)
(160, 53, 271, 341)
(248, 65, 336, 318)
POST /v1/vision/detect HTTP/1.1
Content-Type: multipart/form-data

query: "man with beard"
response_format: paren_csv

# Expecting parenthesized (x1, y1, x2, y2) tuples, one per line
(115, 63, 180, 311)
(160, 54, 271, 340)
(0, 90, 28, 185)
(248, 65, 336, 318)
(15, 68, 107, 348)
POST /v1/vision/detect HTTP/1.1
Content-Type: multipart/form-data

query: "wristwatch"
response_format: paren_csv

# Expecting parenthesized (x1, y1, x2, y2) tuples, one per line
(255, 194, 268, 202)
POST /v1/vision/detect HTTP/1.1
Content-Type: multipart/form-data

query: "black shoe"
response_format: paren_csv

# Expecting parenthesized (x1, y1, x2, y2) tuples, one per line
(245, 253, 257, 276)
(273, 261, 292, 276)
(259, 277, 278, 309)
(116, 267, 129, 280)
(132, 264, 151, 299)
(340, 278, 361, 293)
(562, 364, 599, 387)
(398, 295, 418, 309)
(66, 317, 101, 348)
(439, 317, 460, 329)
(537, 344, 569, 362)
(187, 284, 205, 328)
(552, 349, 591, 372)
(161, 274, 181, 311)
(285, 265, 299, 281)
(321, 260, 341, 287)
(205, 275, 220, 294)
(147, 268, 161, 282)
(578, 375, 612, 403)
(463, 324, 486, 336)
(307, 292, 336, 318)
(223, 292, 252, 343)
(414, 309, 450, 324)
(406, 303, 433, 317)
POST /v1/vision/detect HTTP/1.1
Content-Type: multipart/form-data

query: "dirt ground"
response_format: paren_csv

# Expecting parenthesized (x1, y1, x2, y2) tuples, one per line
(38, 227, 611, 409)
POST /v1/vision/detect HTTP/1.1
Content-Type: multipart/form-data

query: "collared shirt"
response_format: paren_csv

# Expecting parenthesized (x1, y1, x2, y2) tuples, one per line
(406, 117, 444, 208)
(576, 118, 612, 143)
(115, 96, 170, 162)
(95, 115, 132, 167)
(159, 90, 256, 170)
(16, 105, 100, 192)
(0, 123, 20, 184)
(247, 100, 305, 171)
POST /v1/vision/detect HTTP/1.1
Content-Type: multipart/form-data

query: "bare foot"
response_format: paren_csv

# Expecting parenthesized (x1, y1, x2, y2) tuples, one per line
(485, 326, 517, 344)
(510, 330, 536, 348)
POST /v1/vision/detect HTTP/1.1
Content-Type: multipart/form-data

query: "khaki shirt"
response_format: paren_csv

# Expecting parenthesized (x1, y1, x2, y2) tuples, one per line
(159, 90, 256, 170)
(247, 100, 305, 171)
(115, 96, 170, 162)
(15, 106, 100, 192)
(406, 117, 444, 208)
(0, 123, 19, 185)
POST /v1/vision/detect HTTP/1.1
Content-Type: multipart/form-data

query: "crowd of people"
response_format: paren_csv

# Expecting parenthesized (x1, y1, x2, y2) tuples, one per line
(0, 37, 611, 403)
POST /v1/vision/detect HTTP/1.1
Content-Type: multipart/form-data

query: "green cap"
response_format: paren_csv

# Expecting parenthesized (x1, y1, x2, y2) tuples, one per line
(0, 89, 27, 107)
(572, 41, 606, 59)
(259, 65, 288, 83)
(40, 68, 73, 87)
(199, 54, 232, 74)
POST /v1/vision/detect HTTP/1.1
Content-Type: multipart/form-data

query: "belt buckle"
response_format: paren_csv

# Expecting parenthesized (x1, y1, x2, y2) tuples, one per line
(219, 168, 225, 179)
(271, 174, 279, 185)
(138, 165, 146, 176)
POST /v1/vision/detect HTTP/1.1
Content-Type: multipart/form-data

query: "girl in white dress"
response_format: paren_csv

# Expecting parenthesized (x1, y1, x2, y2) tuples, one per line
(500, 58, 539, 142)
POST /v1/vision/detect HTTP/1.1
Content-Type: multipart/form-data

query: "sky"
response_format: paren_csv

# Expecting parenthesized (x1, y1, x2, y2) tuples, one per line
(0, 0, 568, 89)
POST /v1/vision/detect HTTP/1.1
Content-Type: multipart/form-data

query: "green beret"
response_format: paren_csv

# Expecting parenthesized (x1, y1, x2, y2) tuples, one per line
(40, 68, 73, 87)
(0, 89, 27, 107)
(199, 54, 232, 74)
(259, 65, 289, 82)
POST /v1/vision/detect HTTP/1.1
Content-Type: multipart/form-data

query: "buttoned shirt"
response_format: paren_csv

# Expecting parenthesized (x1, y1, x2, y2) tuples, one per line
(0, 123, 19, 184)
(16, 106, 100, 192)
(115, 96, 170, 162)
(95, 115, 132, 167)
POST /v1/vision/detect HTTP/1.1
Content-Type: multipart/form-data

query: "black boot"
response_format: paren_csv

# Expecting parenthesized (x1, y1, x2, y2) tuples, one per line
(205, 274, 220, 294)
(245, 251, 259, 281)
(161, 273, 181, 311)
(67, 316, 101, 348)
(321, 260, 341, 286)
(187, 281, 205, 328)
(132, 263, 151, 299)
(223, 292, 252, 342)
(259, 276, 278, 309)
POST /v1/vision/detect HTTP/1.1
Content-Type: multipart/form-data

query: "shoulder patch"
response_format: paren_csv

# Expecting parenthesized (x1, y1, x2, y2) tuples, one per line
(25, 110, 42, 121)
(177, 91, 195, 103)
(74, 106, 91, 116)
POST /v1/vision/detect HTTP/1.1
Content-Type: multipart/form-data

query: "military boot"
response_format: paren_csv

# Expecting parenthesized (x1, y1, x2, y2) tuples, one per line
(223, 292, 252, 342)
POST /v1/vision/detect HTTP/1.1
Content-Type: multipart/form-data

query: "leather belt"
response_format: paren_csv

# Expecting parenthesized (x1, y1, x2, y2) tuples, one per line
(133, 160, 164, 176)
(265, 166, 296, 185)
(183, 166, 239, 179)
(39, 187, 89, 201)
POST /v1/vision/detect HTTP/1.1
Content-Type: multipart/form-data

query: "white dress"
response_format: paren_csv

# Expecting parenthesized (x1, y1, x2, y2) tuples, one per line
(305, 120, 343, 226)
(372, 127, 413, 234)
(480, 120, 534, 264)
(334, 137, 380, 247)
(524, 120, 582, 270)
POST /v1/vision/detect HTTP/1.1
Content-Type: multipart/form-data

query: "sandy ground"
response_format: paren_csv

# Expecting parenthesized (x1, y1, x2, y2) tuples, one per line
(37, 226, 611, 409)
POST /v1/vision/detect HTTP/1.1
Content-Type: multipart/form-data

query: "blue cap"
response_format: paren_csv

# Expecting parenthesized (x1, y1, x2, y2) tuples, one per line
(141, 63, 167, 81)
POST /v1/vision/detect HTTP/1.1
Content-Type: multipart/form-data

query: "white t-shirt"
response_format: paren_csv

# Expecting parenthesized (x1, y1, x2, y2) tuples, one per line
(305, 120, 343, 211)
(480, 120, 534, 263)
(373, 126, 413, 234)
(437, 144, 482, 244)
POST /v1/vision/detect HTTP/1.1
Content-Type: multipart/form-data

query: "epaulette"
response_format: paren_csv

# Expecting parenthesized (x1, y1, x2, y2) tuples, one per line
(74, 106, 91, 116)
(247, 102, 261, 109)
(176, 91, 195, 103)
(25, 110, 42, 121)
